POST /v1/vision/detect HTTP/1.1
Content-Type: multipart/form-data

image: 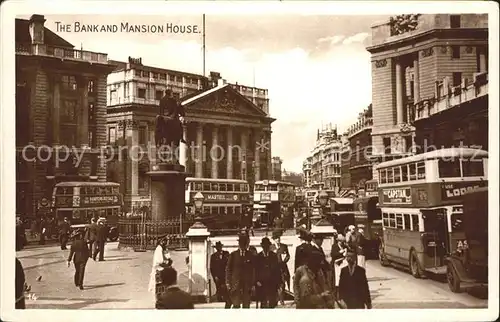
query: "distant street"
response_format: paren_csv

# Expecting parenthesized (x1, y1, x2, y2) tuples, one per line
(17, 239, 487, 309)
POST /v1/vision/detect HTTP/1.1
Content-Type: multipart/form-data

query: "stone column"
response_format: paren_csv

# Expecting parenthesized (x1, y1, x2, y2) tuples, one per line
(266, 130, 272, 179)
(52, 80, 61, 146)
(479, 47, 487, 72)
(240, 128, 248, 180)
(413, 56, 420, 103)
(147, 163, 186, 221)
(79, 77, 89, 147)
(186, 220, 211, 302)
(126, 120, 139, 197)
(211, 125, 219, 179)
(195, 123, 203, 178)
(395, 59, 404, 125)
(226, 126, 233, 179)
(254, 129, 261, 182)
(180, 125, 188, 168)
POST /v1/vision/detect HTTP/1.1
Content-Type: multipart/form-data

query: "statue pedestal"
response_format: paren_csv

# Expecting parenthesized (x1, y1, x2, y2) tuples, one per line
(186, 221, 211, 302)
(146, 163, 186, 221)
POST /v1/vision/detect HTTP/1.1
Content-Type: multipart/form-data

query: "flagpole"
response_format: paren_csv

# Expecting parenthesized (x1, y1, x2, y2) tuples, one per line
(202, 14, 206, 77)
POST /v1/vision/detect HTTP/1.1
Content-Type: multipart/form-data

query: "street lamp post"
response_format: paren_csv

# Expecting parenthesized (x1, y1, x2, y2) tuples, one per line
(318, 190, 329, 219)
(193, 191, 205, 220)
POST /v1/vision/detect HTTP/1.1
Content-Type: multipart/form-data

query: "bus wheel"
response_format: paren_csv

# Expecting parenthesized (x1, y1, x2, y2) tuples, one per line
(378, 243, 389, 266)
(410, 251, 424, 278)
(447, 263, 462, 293)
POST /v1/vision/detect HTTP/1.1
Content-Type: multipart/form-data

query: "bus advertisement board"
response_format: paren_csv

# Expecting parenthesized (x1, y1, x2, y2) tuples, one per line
(382, 187, 412, 204)
(81, 195, 121, 207)
(440, 181, 487, 201)
(196, 193, 249, 203)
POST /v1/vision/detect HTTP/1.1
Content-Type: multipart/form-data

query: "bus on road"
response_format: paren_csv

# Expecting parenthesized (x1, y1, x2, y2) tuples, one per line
(52, 181, 123, 241)
(253, 180, 295, 226)
(376, 148, 488, 278)
(185, 178, 251, 229)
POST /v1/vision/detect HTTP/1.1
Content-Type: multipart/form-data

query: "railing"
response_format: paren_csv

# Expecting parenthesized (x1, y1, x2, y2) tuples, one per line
(118, 218, 194, 251)
(346, 117, 373, 138)
(16, 43, 108, 64)
(108, 96, 160, 106)
(408, 74, 488, 122)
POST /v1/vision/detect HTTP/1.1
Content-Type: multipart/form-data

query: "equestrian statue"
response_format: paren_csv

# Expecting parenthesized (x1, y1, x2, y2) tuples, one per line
(155, 89, 187, 164)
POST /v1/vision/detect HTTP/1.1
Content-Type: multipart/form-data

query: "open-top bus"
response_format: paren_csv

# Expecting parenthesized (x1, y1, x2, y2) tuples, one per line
(185, 178, 251, 229)
(52, 181, 123, 241)
(376, 148, 488, 278)
(253, 180, 295, 226)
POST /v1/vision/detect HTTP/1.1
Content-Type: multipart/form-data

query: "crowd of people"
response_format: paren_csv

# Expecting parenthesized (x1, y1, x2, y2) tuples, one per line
(206, 223, 372, 309)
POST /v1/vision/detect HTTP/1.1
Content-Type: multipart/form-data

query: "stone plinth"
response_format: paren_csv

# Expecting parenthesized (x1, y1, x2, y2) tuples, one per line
(186, 221, 211, 302)
(146, 163, 186, 221)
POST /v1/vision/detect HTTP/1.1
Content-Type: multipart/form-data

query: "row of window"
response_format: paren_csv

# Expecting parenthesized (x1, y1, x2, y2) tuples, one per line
(61, 76, 96, 94)
(254, 184, 295, 193)
(438, 159, 484, 178)
(379, 161, 426, 184)
(187, 182, 250, 193)
(190, 205, 243, 216)
(382, 212, 420, 231)
(136, 70, 200, 85)
(55, 186, 120, 196)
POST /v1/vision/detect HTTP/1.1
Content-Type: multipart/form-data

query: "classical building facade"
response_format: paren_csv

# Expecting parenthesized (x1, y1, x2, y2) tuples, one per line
(302, 156, 312, 188)
(106, 58, 274, 212)
(305, 124, 342, 192)
(16, 15, 114, 218)
(366, 14, 488, 180)
(340, 136, 351, 192)
(343, 104, 374, 191)
(271, 156, 283, 181)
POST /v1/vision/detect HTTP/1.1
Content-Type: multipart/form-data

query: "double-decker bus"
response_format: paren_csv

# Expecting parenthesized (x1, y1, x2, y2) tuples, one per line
(52, 181, 123, 241)
(185, 178, 251, 220)
(376, 148, 488, 278)
(253, 180, 296, 226)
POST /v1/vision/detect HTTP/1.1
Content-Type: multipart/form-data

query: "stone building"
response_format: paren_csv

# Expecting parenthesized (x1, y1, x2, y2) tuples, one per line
(339, 136, 351, 192)
(271, 156, 283, 181)
(343, 104, 374, 192)
(302, 156, 312, 188)
(105, 57, 274, 212)
(366, 14, 488, 180)
(305, 123, 342, 192)
(15, 15, 114, 218)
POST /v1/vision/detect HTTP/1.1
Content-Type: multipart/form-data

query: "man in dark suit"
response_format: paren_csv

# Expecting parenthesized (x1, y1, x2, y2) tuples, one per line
(226, 231, 256, 308)
(58, 217, 71, 250)
(67, 229, 90, 290)
(255, 237, 280, 308)
(156, 266, 194, 309)
(85, 217, 98, 256)
(94, 219, 108, 261)
(338, 251, 372, 309)
(294, 227, 313, 272)
(210, 241, 231, 308)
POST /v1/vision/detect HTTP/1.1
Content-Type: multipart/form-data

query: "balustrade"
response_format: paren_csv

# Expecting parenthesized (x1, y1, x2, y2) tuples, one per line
(15, 43, 108, 64)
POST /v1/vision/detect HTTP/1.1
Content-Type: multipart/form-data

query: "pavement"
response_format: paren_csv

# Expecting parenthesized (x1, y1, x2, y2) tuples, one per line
(17, 240, 488, 309)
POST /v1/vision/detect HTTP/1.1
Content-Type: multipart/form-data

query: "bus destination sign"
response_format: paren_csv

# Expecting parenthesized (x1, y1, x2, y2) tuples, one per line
(441, 181, 487, 201)
(205, 194, 240, 202)
(82, 195, 120, 207)
(382, 188, 412, 204)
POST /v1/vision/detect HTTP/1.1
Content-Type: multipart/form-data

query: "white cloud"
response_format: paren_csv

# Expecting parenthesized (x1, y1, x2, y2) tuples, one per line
(59, 26, 371, 172)
(317, 35, 346, 45)
(342, 32, 370, 45)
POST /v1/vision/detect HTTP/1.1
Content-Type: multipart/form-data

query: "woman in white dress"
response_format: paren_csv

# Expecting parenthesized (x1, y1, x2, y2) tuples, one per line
(148, 237, 173, 302)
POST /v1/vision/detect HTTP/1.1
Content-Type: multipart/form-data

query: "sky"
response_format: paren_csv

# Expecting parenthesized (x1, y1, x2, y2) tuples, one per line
(30, 14, 388, 172)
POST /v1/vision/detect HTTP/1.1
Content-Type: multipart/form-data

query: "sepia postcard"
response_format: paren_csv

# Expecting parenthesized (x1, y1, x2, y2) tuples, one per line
(1, 1, 498, 322)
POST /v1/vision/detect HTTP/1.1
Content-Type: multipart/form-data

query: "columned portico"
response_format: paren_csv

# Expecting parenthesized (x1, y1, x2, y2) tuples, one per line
(254, 129, 261, 182)
(240, 127, 249, 180)
(413, 55, 420, 103)
(395, 58, 404, 125)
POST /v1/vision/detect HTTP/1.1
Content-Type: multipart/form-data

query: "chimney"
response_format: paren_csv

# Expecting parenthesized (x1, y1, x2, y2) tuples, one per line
(29, 14, 46, 45)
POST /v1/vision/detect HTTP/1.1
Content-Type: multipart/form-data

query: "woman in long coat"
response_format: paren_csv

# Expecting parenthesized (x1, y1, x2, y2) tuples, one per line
(148, 238, 173, 303)
(293, 249, 335, 309)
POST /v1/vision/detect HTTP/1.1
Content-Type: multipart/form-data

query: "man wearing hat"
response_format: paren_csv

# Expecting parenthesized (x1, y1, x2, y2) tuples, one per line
(294, 227, 313, 272)
(93, 218, 109, 261)
(355, 225, 367, 269)
(210, 241, 231, 308)
(226, 231, 256, 308)
(271, 230, 290, 305)
(255, 237, 280, 308)
(67, 229, 90, 290)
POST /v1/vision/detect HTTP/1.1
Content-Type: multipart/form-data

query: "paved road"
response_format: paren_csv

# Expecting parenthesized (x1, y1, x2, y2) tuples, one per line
(16, 241, 487, 309)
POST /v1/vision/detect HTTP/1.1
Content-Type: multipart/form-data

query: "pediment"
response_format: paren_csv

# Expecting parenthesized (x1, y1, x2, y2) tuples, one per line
(181, 85, 267, 117)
